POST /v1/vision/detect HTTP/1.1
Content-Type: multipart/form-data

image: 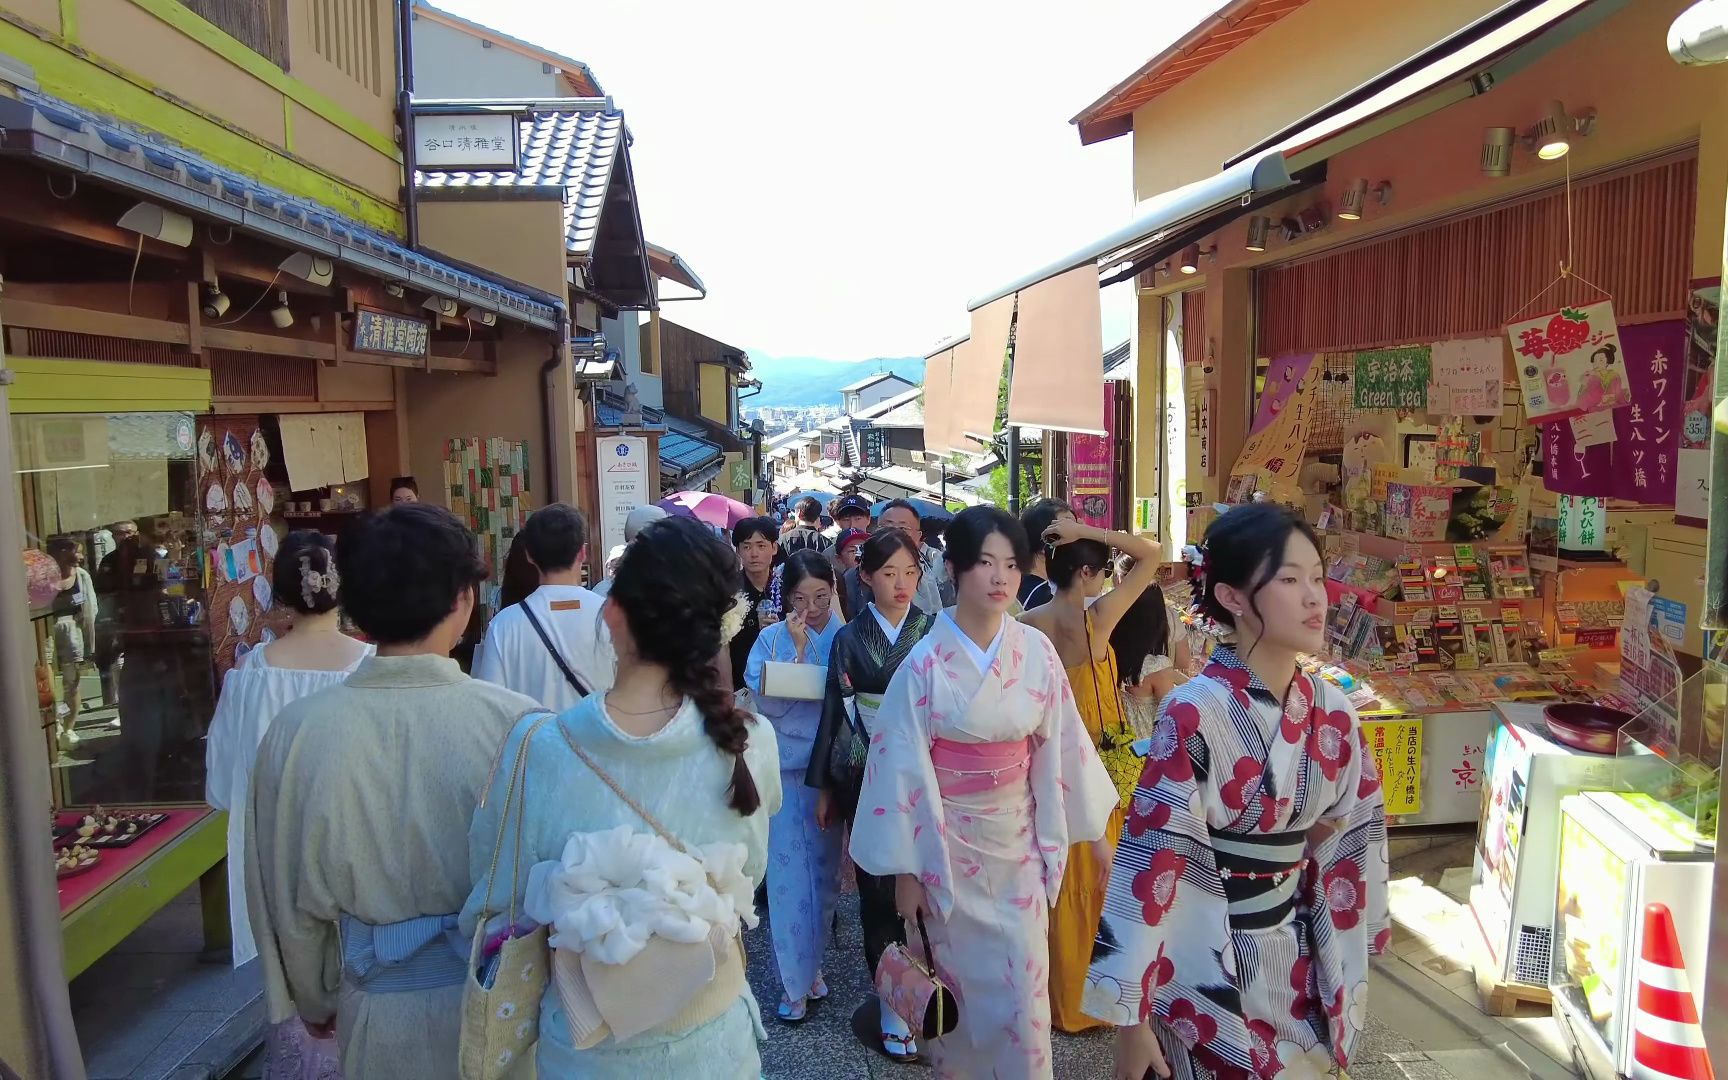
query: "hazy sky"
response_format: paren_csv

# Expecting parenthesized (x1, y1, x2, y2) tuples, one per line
(435, 0, 1215, 360)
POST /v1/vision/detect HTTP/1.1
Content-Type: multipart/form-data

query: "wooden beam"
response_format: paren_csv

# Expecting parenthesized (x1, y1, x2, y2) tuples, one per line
(213, 399, 395, 415)
(426, 353, 497, 375)
(202, 327, 335, 362)
(0, 297, 189, 343)
(345, 352, 421, 370)
(185, 281, 205, 364)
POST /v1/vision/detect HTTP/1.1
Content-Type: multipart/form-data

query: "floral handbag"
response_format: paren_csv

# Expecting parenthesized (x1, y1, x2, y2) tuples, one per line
(1085, 642, 1142, 809)
(459, 712, 555, 1080)
(874, 910, 959, 1041)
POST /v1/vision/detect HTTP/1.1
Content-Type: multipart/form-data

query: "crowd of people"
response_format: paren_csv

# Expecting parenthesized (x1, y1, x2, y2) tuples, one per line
(203, 485, 1389, 1080)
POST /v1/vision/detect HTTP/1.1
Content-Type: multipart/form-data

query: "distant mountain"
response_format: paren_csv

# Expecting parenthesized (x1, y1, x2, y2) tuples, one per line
(745, 353, 924, 409)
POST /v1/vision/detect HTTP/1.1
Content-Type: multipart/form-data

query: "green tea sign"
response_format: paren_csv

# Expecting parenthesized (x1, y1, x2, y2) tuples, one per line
(1354, 346, 1432, 410)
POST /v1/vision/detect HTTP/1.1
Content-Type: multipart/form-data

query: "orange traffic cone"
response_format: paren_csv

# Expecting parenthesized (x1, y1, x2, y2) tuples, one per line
(1631, 902, 1715, 1080)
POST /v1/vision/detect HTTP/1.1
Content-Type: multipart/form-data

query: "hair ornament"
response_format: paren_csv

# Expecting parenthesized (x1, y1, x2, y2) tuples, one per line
(720, 591, 749, 647)
(300, 552, 338, 609)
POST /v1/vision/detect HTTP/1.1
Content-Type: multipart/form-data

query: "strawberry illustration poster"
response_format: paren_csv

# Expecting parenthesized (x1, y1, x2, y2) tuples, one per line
(1508, 300, 1628, 423)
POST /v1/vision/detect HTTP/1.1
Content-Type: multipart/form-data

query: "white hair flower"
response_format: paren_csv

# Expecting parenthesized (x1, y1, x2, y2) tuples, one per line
(719, 591, 750, 646)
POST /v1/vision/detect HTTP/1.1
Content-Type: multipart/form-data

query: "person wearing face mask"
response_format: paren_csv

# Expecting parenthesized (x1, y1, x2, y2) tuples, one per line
(806, 528, 935, 1061)
(745, 550, 845, 1025)
(247, 504, 542, 1079)
(1086, 503, 1389, 1080)
(1019, 518, 1164, 1035)
(849, 506, 1116, 1078)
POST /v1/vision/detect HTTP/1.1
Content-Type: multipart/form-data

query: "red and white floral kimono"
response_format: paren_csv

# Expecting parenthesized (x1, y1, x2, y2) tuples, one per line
(851, 613, 1117, 1079)
(1083, 646, 1389, 1079)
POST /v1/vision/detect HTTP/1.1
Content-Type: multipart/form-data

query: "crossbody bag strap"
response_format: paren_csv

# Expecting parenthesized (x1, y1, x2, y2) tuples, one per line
(479, 711, 557, 925)
(522, 601, 590, 698)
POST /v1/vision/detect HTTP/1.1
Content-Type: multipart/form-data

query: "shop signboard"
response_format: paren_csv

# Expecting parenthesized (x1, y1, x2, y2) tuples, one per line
(1251, 353, 1314, 433)
(1675, 278, 1717, 526)
(1361, 717, 1422, 815)
(1556, 494, 1606, 553)
(1541, 321, 1686, 504)
(821, 432, 842, 462)
(351, 306, 431, 358)
(597, 436, 650, 559)
(1230, 357, 1321, 496)
(1353, 346, 1430, 410)
(1508, 300, 1628, 423)
(1429, 337, 1504, 415)
(860, 427, 886, 468)
(729, 455, 754, 493)
(1066, 382, 1116, 527)
(415, 112, 520, 170)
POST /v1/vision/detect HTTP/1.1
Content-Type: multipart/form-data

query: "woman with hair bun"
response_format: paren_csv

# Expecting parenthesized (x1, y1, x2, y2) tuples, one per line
(745, 548, 845, 1024)
(850, 506, 1117, 1077)
(206, 529, 371, 1077)
(1086, 502, 1388, 1080)
(461, 515, 781, 1078)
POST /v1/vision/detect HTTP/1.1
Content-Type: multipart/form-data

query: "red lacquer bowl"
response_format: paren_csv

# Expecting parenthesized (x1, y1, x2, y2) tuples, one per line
(1543, 703, 1634, 754)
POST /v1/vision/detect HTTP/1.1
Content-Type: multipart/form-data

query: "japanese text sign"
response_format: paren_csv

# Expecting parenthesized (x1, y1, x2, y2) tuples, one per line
(1363, 718, 1423, 815)
(351, 307, 430, 358)
(1539, 320, 1685, 504)
(1354, 346, 1431, 410)
(415, 113, 519, 170)
(1429, 337, 1504, 415)
(1508, 299, 1628, 423)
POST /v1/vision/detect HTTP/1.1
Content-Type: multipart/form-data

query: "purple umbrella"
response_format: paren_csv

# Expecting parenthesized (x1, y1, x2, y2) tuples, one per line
(657, 490, 755, 528)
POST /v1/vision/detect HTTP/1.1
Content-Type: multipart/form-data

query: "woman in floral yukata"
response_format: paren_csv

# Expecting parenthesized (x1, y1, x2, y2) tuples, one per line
(850, 506, 1118, 1079)
(1086, 503, 1389, 1080)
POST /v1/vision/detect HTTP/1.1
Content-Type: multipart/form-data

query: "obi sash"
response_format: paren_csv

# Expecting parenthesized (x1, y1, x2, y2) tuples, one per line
(340, 912, 467, 993)
(1209, 827, 1310, 931)
(929, 737, 1031, 798)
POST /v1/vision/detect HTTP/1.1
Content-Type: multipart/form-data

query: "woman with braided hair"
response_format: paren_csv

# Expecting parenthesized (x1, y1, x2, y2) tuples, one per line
(461, 515, 782, 1078)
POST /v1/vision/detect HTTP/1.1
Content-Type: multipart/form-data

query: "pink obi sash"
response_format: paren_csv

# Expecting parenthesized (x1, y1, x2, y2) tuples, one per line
(929, 737, 1032, 797)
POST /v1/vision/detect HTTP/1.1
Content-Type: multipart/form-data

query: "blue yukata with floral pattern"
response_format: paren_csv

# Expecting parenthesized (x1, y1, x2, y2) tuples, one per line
(746, 615, 845, 1004)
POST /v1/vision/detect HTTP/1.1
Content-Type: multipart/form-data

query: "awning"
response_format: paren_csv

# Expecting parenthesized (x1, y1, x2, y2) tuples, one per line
(661, 415, 724, 481)
(920, 339, 959, 454)
(967, 0, 1617, 433)
(646, 241, 707, 297)
(0, 91, 562, 330)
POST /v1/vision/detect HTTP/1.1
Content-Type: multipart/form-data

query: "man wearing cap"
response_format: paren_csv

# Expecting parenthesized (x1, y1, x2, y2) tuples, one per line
(824, 492, 873, 543)
(591, 504, 669, 598)
(473, 503, 615, 711)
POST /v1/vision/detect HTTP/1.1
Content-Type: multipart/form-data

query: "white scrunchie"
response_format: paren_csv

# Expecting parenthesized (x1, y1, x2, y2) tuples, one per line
(523, 826, 757, 967)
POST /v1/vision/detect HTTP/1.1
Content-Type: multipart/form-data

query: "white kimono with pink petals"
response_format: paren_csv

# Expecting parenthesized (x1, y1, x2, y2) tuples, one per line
(850, 614, 1116, 1079)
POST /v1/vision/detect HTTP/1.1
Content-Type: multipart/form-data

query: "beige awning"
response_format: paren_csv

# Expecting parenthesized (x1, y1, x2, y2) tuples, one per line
(1006, 266, 1105, 435)
(952, 298, 1013, 446)
(921, 343, 957, 454)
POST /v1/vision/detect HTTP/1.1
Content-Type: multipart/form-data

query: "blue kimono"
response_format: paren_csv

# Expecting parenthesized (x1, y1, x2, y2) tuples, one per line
(746, 615, 844, 1004)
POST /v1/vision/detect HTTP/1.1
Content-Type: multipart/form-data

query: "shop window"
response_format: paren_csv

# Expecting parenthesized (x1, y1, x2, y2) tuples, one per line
(14, 412, 214, 808)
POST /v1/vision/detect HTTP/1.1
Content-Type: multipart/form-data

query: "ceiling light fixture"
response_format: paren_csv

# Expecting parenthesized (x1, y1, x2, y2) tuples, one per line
(1178, 243, 1215, 274)
(422, 295, 459, 318)
(1298, 206, 1328, 233)
(200, 280, 231, 319)
(269, 290, 293, 329)
(1524, 100, 1595, 160)
(1338, 179, 1369, 220)
(385, 282, 407, 298)
(462, 306, 497, 326)
(1245, 216, 1270, 252)
(1279, 216, 1303, 242)
(278, 251, 334, 287)
(1482, 126, 1516, 176)
(116, 201, 194, 247)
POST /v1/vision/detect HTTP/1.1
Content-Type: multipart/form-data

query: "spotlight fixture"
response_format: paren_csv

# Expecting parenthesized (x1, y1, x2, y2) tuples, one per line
(1279, 216, 1303, 242)
(278, 251, 334, 286)
(269, 290, 293, 329)
(1245, 215, 1270, 252)
(200, 280, 231, 319)
(1177, 243, 1215, 275)
(116, 201, 194, 247)
(1298, 205, 1328, 233)
(422, 295, 459, 318)
(1523, 100, 1595, 160)
(462, 306, 497, 326)
(1482, 126, 1516, 177)
(384, 281, 407, 298)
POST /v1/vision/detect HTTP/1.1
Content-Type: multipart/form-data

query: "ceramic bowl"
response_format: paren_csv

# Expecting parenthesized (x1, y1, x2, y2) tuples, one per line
(1543, 702, 1634, 754)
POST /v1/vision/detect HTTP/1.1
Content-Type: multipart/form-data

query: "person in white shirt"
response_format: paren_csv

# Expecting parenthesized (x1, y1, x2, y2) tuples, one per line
(473, 503, 614, 710)
(591, 504, 668, 599)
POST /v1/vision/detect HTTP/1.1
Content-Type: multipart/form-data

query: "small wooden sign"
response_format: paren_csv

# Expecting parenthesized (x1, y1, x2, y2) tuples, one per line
(352, 306, 430, 358)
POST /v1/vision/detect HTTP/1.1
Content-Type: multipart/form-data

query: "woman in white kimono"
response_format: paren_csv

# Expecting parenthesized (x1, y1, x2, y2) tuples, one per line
(850, 506, 1118, 1079)
(745, 548, 845, 1022)
(1085, 504, 1388, 1080)
(461, 516, 781, 1078)
(207, 531, 370, 1078)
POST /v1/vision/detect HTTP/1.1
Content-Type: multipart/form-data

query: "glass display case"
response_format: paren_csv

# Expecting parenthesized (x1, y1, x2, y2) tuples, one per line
(1615, 665, 1723, 850)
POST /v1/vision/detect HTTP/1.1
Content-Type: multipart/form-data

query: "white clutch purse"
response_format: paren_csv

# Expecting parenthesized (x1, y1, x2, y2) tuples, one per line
(761, 660, 826, 701)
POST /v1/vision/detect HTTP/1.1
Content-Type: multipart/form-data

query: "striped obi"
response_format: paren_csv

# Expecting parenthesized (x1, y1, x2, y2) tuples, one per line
(340, 912, 467, 993)
(929, 737, 1032, 797)
(1210, 829, 1310, 931)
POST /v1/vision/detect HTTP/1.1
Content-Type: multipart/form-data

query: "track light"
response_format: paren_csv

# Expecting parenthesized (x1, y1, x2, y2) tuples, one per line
(1178, 243, 1214, 274)
(1338, 179, 1392, 220)
(422, 296, 459, 318)
(1482, 127, 1515, 177)
(269, 290, 293, 329)
(201, 280, 231, 318)
(278, 251, 333, 286)
(116, 201, 193, 247)
(462, 306, 497, 326)
(1245, 215, 1270, 252)
(1523, 100, 1595, 161)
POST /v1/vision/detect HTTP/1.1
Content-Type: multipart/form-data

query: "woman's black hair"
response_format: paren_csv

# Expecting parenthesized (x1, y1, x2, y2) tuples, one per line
(778, 548, 837, 617)
(1112, 588, 1172, 688)
(338, 503, 487, 644)
(1021, 497, 1071, 555)
(389, 475, 418, 496)
(610, 516, 761, 815)
(1590, 343, 1618, 366)
(1196, 503, 1322, 657)
(273, 529, 340, 615)
(497, 537, 540, 611)
(731, 516, 780, 548)
(943, 505, 1030, 575)
(1047, 538, 1110, 589)
(860, 528, 921, 576)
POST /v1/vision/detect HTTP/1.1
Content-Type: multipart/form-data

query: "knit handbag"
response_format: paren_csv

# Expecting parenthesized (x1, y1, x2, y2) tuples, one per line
(459, 712, 556, 1080)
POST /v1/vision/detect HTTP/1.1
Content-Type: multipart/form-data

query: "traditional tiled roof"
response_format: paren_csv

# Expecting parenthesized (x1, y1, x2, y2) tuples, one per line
(661, 415, 724, 474)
